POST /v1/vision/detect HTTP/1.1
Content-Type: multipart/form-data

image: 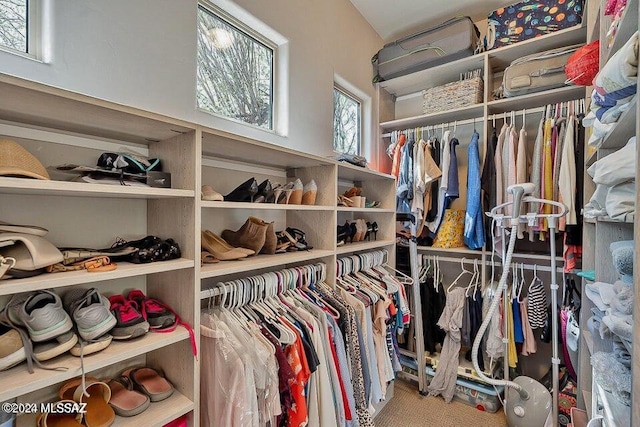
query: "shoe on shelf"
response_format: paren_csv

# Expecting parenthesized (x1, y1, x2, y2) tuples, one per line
(122, 367, 174, 402)
(302, 180, 317, 205)
(224, 177, 258, 202)
(201, 185, 223, 201)
(203, 230, 254, 256)
(108, 295, 150, 340)
(36, 400, 84, 427)
(221, 217, 268, 255)
(337, 195, 357, 207)
(343, 187, 362, 198)
(126, 290, 197, 357)
(59, 377, 115, 427)
(63, 288, 117, 342)
(20, 290, 74, 343)
(127, 290, 176, 331)
(70, 334, 113, 357)
(365, 200, 381, 208)
(287, 179, 303, 205)
(253, 179, 274, 203)
(107, 376, 150, 417)
(200, 251, 219, 264)
(283, 227, 313, 251)
(0, 323, 26, 370)
(33, 331, 78, 362)
(201, 230, 250, 261)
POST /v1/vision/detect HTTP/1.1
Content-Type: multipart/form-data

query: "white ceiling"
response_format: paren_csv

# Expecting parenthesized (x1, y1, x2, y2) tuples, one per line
(349, 0, 510, 41)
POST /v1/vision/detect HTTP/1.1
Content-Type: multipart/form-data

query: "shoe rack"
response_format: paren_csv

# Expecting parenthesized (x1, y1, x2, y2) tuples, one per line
(0, 73, 396, 426)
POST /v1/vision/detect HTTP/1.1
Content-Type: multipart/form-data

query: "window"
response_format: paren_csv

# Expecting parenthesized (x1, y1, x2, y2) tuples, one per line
(197, 4, 274, 130)
(333, 86, 361, 155)
(0, 0, 28, 53)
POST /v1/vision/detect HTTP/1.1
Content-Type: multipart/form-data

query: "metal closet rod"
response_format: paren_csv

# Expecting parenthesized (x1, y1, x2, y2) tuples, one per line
(422, 255, 563, 273)
(382, 99, 584, 138)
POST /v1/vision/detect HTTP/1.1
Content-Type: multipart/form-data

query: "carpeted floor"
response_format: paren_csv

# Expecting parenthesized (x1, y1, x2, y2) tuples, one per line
(374, 380, 508, 427)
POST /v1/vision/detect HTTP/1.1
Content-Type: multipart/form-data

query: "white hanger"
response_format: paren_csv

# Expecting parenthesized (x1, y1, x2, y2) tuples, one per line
(447, 258, 473, 292)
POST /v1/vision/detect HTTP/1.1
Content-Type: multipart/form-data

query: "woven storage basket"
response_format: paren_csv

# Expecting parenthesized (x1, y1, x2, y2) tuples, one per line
(422, 76, 483, 114)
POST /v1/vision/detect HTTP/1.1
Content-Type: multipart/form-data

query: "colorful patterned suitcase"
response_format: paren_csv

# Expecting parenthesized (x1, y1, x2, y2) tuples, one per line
(487, 0, 584, 50)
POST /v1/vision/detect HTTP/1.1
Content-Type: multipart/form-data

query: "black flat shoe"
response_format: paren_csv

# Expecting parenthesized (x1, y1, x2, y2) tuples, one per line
(254, 179, 273, 203)
(224, 178, 258, 202)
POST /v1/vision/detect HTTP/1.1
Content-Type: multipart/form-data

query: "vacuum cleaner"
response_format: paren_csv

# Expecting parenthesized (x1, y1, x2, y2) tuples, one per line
(471, 183, 567, 427)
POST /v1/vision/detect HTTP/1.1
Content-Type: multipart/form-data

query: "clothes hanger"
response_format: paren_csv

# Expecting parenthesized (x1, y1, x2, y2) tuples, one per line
(447, 258, 473, 292)
(516, 263, 527, 303)
(465, 259, 479, 297)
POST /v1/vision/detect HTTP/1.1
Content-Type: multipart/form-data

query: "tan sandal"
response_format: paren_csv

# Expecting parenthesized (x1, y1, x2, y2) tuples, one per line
(59, 377, 115, 427)
(107, 376, 150, 417)
(36, 400, 83, 427)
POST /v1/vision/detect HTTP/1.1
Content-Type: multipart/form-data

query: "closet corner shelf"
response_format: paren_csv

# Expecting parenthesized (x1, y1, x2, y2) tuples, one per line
(199, 250, 335, 279)
(201, 201, 334, 211)
(0, 177, 195, 199)
(336, 240, 395, 255)
(336, 206, 396, 213)
(0, 329, 189, 402)
(599, 99, 638, 150)
(0, 258, 195, 296)
(416, 246, 482, 255)
(487, 86, 585, 113)
(16, 392, 193, 427)
(603, 0, 639, 64)
(595, 383, 631, 427)
(379, 104, 484, 132)
(487, 25, 588, 69)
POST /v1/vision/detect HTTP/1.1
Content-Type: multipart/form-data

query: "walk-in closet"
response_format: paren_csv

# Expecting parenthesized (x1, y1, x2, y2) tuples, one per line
(0, 0, 637, 426)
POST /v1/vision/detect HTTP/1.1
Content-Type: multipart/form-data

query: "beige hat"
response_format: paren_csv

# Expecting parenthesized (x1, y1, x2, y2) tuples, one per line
(0, 138, 50, 180)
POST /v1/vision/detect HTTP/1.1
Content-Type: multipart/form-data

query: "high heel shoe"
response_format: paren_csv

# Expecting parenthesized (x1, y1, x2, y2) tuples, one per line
(274, 183, 294, 204)
(302, 180, 317, 205)
(253, 179, 273, 203)
(221, 217, 268, 255)
(204, 230, 254, 256)
(201, 231, 250, 260)
(371, 221, 378, 240)
(224, 178, 258, 202)
(285, 227, 313, 250)
(287, 179, 303, 205)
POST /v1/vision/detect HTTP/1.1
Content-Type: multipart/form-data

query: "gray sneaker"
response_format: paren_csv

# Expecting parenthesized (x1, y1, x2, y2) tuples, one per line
(63, 288, 116, 341)
(19, 290, 73, 343)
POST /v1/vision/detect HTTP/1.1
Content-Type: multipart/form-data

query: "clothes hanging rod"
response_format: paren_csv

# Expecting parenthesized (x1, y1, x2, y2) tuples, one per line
(382, 98, 584, 138)
(421, 255, 563, 273)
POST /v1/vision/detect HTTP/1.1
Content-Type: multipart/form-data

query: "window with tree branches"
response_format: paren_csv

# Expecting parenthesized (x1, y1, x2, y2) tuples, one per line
(333, 86, 361, 155)
(197, 4, 274, 130)
(0, 0, 28, 53)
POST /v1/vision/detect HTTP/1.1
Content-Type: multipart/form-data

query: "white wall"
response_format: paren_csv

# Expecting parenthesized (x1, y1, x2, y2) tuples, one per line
(0, 0, 384, 166)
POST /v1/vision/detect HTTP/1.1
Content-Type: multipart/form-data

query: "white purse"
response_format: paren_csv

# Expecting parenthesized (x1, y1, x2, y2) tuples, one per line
(0, 232, 63, 278)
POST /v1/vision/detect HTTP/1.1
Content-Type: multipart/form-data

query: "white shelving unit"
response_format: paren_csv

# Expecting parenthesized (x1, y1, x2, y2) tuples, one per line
(577, 0, 639, 426)
(0, 72, 396, 426)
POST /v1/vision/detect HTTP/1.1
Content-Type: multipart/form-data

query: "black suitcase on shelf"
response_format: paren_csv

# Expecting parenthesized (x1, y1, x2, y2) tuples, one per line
(372, 17, 480, 83)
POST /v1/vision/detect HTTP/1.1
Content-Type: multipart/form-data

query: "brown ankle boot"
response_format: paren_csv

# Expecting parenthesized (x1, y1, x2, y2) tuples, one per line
(221, 217, 267, 255)
(257, 219, 277, 255)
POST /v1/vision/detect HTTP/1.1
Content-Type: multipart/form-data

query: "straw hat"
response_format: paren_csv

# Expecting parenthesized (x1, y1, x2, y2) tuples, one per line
(0, 138, 50, 180)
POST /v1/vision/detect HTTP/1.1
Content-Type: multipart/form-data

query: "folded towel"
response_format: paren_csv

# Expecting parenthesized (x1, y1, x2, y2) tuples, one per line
(611, 281, 633, 315)
(613, 336, 632, 368)
(602, 312, 633, 341)
(585, 281, 616, 311)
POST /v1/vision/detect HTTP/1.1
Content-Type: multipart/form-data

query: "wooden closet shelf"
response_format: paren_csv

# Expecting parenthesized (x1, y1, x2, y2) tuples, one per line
(199, 250, 335, 279)
(0, 258, 195, 296)
(0, 329, 190, 402)
(0, 177, 194, 199)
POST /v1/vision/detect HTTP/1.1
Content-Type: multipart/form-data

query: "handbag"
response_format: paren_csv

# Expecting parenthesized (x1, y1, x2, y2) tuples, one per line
(0, 233, 64, 278)
(432, 209, 465, 248)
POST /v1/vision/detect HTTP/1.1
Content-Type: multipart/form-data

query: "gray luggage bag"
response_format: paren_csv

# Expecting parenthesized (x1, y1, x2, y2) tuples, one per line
(372, 17, 479, 83)
(502, 44, 582, 97)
